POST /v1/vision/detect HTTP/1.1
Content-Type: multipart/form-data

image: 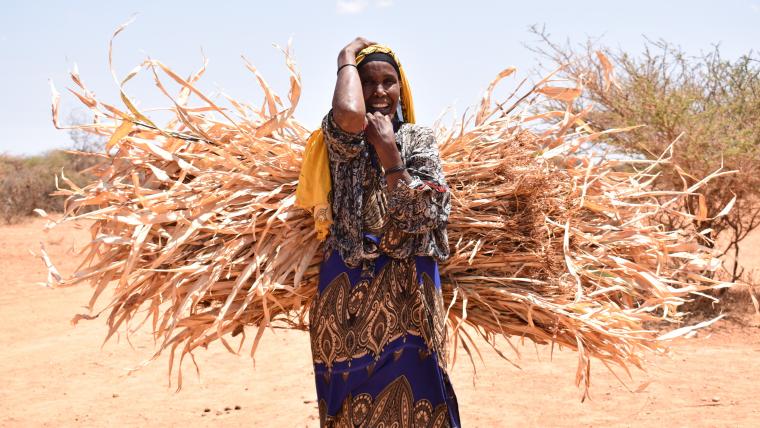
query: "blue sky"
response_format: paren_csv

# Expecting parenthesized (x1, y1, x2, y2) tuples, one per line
(1, 0, 758, 155)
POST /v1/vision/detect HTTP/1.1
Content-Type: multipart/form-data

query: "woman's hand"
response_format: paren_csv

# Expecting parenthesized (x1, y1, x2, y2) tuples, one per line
(365, 112, 401, 168)
(338, 37, 376, 66)
(366, 112, 411, 188)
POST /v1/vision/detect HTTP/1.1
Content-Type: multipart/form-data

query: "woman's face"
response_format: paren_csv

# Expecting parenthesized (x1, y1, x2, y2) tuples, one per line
(358, 61, 400, 118)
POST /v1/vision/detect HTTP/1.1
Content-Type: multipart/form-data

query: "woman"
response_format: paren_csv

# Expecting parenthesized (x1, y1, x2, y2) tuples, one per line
(299, 37, 460, 427)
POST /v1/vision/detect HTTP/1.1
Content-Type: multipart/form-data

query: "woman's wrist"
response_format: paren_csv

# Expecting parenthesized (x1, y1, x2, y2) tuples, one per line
(378, 150, 403, 171)
(383, 163, 406, 177)
(337, 49, 357, 67)
(368, 136, 399, 165)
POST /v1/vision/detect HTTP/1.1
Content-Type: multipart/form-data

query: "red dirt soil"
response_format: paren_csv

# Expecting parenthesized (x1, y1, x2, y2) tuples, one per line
(1, 217, 758, 427)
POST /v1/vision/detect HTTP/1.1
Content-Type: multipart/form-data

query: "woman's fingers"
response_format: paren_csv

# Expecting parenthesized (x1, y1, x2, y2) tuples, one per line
(356, 37, 377, 48)
(365, 112, 377, 132)
(340, 37, 378, 62)
(365, 112, 388, 129)
(347, 37, 377, 54)
(365, 113, 380, 142)
(365, 112, 394, 149)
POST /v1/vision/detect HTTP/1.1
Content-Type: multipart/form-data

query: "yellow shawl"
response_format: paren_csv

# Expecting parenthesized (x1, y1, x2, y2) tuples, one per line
(295, 45, 416, 240)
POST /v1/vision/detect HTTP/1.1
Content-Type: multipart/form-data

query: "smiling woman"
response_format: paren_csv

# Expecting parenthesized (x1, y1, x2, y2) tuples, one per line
(296, 38, 460, 427)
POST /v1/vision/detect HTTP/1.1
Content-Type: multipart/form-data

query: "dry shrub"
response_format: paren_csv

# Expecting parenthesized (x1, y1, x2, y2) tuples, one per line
(681, 268, 760, 321)
(1, 111, 106, 224)
(0, 151, 100, 224)
(529, 26, 760, 284)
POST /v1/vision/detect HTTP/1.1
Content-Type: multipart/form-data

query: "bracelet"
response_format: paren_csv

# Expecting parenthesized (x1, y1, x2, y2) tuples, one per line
(383, 164, 406, 177)
(337, 63, 357, 75)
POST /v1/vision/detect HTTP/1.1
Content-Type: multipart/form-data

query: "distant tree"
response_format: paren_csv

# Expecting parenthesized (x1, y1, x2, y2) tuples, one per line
(66, 110, 107, 172)
(529, 26, 760, 282)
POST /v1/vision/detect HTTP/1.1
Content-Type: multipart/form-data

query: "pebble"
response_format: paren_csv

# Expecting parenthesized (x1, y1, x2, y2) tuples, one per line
(712, 396, 721, 403)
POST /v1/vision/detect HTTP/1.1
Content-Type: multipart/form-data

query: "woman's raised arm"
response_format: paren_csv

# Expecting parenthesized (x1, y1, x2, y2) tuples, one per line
(331, 37, 375, 134)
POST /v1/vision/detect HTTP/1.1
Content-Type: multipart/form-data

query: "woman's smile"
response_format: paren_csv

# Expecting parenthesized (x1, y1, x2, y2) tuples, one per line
(367, 99, 391, 115)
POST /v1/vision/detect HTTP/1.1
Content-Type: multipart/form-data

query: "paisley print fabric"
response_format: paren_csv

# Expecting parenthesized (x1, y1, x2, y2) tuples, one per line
(321, 110, 451, 269)
(309, 255, 448, 370)
(319, 376, 451, 428)
(310, 252, 460, 428)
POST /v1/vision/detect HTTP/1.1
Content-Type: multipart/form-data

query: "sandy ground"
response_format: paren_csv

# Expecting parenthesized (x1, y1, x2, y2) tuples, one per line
(1, 217, 759, 427)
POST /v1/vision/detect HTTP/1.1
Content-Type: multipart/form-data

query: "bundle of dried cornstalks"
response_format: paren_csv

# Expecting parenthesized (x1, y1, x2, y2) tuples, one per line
(41, 30, 733, 398)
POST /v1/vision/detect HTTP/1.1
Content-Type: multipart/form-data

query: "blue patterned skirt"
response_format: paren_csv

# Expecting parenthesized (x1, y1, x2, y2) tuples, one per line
(309, 250, 461, 427)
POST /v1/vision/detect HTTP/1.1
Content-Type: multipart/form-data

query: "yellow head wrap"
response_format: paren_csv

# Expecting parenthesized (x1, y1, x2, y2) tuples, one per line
(295, 44, 415, 240)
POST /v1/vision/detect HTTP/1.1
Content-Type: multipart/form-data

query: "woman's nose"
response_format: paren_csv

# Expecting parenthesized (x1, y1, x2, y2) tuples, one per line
(372, 83, 386, 97)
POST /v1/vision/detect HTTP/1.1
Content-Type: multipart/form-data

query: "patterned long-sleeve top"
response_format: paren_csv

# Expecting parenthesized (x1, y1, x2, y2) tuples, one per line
(322, 110, 451, 268)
